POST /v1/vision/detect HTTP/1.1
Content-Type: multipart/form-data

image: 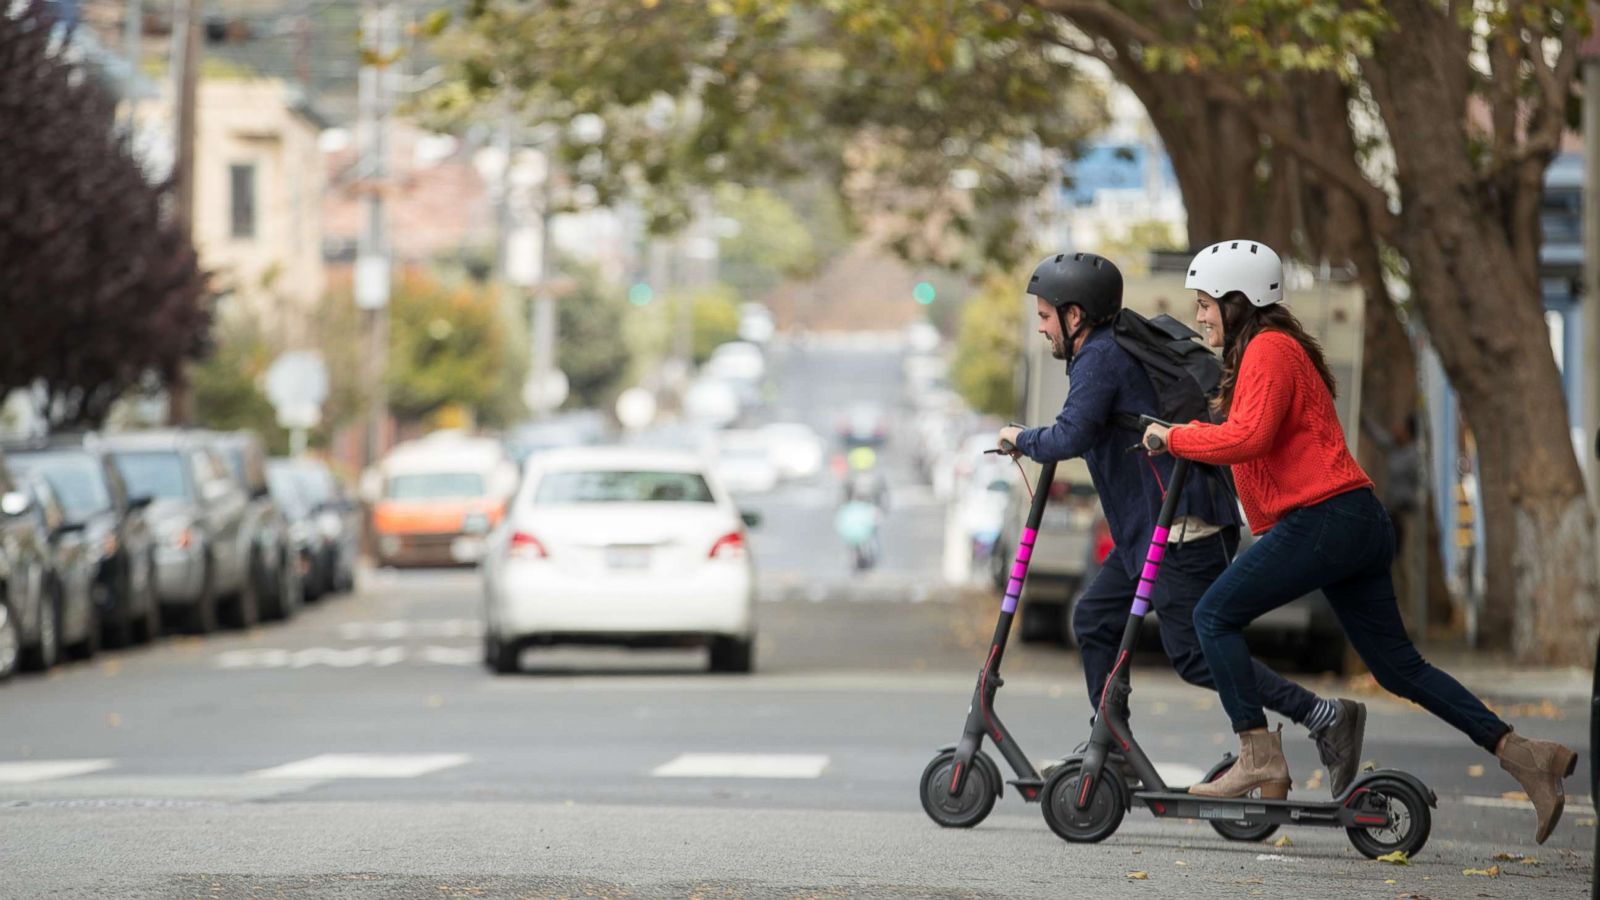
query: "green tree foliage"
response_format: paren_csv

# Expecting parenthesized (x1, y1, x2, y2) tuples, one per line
(385, 268, 513, 425)
(715, 184, 818, 301)
(556, 259, 633, 410)
(950, 270, 1023, 418)
(422, 0, 1102, 269)
(0, 0, 209, 427)
(190, 311, 286, 452)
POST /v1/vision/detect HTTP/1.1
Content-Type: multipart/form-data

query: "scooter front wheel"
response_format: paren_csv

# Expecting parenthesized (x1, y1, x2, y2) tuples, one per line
(1041, 759, 1125, 843)
(920, 750, 998, 828)
(1202, 755, 1280, 843)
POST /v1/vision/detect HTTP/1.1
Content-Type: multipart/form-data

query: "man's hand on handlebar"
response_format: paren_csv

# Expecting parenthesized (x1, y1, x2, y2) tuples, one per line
(995, 424, 1024, 459)
(1140, 415, 1174, 456)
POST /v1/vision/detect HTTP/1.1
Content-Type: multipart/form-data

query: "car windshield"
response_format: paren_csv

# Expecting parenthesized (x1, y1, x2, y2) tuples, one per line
(533, 470, 714, 504)
(11, 452, 113, 519)
(384, 472, 485, 500)
(111, 452, 190, 500)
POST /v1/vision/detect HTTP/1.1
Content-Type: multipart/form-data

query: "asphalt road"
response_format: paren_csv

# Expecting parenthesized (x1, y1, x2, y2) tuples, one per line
(0, 335, 1592, 898)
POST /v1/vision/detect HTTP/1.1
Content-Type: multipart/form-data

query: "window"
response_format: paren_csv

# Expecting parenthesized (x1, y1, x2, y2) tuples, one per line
(111, 452, 190, 500)
(532, 470, 714, 505)
(230, 163, 256, 238)
(384, 472, 486, 500)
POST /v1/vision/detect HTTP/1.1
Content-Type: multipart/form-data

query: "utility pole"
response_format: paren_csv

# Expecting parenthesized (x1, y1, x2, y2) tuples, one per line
(355, 1, 396, 466)
(164, 0, 202, 425)
(529, 163, 559, 419)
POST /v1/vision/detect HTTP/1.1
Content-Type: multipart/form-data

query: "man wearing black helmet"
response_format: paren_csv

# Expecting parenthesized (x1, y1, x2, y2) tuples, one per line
(996, 252, 1364, 794)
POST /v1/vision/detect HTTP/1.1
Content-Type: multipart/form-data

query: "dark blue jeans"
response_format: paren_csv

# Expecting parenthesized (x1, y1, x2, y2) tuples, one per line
(1074, 529, 1319, 725)
(1194, 488, 1510, 751)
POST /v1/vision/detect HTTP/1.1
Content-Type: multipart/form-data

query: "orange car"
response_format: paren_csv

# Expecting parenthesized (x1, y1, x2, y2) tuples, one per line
(371, 434, 518, 568)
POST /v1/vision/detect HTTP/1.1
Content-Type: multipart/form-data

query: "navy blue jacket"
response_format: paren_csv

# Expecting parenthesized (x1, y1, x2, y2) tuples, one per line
(1014, 326, 1241, 580)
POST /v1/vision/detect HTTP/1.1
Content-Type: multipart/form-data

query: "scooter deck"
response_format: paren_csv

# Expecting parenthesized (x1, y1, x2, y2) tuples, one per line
(1132, 790, 1389, 829)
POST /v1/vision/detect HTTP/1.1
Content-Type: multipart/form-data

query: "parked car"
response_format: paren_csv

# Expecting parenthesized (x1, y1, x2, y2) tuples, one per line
(212, 431, 300, 622)
(481, 447, 760, 675)
(264, 460, 319, 607)
(22, 474, 99, 663)
(711, 429, 781, 495)
(0, 453, 53, 679)
(368, 432, 518, 567)
(102, 431, 253, 633)
(276, 457, 358, 596)
(3, 436, 160, 647)
(758, 422, 824, 481)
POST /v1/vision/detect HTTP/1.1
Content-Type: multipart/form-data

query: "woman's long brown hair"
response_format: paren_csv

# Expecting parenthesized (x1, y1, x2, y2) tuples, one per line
(1212, 292, 1338, 415)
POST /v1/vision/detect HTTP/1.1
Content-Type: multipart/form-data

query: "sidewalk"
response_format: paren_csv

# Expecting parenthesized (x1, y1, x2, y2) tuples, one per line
(1415, 643, 1594, 703)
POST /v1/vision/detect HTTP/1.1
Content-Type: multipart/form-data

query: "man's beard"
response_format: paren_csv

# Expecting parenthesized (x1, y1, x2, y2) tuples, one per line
(1049, 335, 1066, 360)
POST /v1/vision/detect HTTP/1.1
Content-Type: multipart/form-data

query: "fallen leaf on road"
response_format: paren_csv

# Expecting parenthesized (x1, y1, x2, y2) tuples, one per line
(1578, 818, 1597, 828)
(1501, 790, 1530, 803)
(1174, 861, 1187, 867)
(1273, 835, 1293, 848)
(1363, 760, 1378, 772)
(1492, 853, 1539, 865)
(1466, 764, 1484, 777)
(1384, 879, 1396, 885)
(1127, 872, 1148, 880)
(100, 659, 122, 676)
(1375, 851, 1410, 865)
(105, 713, 122, 728)
(1461, 865, 1501, 878)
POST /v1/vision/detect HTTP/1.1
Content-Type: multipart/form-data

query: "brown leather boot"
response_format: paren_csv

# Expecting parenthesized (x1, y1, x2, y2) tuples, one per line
(1189, 726, 1292, 799)
(1497, 731, 1578, 844)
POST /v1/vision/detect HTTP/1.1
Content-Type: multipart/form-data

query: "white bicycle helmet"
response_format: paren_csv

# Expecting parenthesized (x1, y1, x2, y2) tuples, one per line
(1185, 240, 1284, 307)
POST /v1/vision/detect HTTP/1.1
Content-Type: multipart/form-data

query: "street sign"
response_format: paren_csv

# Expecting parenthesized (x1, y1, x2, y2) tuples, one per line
(355, 254, 390, 310)
(263, 352, 329, 430)
(522, 369, 569, 412)
(615, 387, 657, 431)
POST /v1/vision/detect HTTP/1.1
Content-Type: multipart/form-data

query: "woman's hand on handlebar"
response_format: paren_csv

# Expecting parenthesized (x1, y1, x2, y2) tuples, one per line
(1142, 421, 1173, 455)
(996, 425, 1024, 459)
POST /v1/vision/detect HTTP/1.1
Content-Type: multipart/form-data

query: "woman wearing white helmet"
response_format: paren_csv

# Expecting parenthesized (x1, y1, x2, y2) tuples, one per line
(1143, 240, 1576, 845)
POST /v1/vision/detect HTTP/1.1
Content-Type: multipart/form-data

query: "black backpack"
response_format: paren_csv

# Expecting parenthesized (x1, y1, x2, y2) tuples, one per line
(1109, 308, 1222, 433)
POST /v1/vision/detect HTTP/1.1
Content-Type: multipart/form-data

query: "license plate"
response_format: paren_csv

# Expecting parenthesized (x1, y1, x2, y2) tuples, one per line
(605, 545, 651, 570)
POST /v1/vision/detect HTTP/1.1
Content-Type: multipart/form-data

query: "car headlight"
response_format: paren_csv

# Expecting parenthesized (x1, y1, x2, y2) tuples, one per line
(316, 510, 342, 540)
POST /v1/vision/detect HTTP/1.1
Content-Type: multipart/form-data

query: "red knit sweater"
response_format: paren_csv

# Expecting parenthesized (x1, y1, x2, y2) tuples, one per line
(1167, 331, 1371, 535)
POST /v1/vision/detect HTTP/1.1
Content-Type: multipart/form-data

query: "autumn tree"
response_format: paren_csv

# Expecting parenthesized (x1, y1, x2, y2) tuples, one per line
(0, 0, 210, 427)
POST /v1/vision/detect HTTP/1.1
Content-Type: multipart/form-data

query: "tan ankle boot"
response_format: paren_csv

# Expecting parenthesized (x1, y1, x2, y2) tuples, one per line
(1189, 726, 1292, 799)
(1497, 731, 1578, 844)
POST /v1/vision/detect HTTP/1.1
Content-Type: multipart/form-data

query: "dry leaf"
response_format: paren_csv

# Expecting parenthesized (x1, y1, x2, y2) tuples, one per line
(1375, 851, 1411, 865)
(1466, 764, 1484, 777)
(1492, 853, 1539, 865)
(1578, 818, 1597, 828)
(1174, 861, 1187, 867)
(1383, 879, 1396, 885)
(1461, 865, 1501, 878)
(1273, 835, 1294, 848)
(105, 713, 122, 728)
(1127, 872, 1149, 880)
(1501, 790, 1530, 802)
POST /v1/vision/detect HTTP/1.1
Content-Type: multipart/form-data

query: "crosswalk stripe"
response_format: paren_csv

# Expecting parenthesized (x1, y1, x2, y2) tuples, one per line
(651, 753, 829, 779)
(0, 760, 114, 783)
(249, 753, 469, 779)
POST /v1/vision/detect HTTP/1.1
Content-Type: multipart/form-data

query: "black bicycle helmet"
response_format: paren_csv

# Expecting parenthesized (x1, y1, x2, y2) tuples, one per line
(1027, 252, 1123, 325)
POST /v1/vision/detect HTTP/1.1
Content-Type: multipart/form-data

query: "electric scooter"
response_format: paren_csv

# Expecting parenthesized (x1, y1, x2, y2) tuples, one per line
(1038, 416, 1436, 859)
(920, 443, 1249, 828)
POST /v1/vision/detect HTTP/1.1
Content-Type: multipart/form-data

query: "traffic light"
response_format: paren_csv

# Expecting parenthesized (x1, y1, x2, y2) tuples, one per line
(628, 282, 654, 306)
(913, 281, 936, 305)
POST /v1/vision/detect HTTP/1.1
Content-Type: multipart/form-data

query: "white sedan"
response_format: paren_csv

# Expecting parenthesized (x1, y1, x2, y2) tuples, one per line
(481, 447, 759, 674)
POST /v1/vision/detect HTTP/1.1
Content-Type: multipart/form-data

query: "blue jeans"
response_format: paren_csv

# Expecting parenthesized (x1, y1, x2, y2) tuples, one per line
(1194, 488, 1510, 751)
(1075, 529, 1319, 725)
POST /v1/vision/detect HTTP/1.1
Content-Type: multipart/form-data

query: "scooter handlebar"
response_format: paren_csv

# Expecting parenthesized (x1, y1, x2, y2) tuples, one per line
(1139, 415, 1172, 453)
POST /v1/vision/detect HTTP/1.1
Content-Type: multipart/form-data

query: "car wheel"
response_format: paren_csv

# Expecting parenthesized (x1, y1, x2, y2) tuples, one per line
(69, 600, 100, 661)
(185, 560, 218, 635)
(0, 597, 20, 682)
(103, 575, 135, 650)
(709, 635, 754, 674)
(484, 631, 520, 675)
(229, 556, 262, 630)
(137, 569, 162, 644)
(273, 552, 302, 621)
(21, 588, 62, 672)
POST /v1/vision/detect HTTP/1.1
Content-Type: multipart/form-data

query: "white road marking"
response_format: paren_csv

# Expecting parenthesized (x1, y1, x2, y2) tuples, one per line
(250, 753, 469, 780)
(0, 760, 115, 783)
(651, 753, 830, 779)
(336, 619, 484, 640)
(1462, 794, 1595, 813)
(214, 645, 474, 669)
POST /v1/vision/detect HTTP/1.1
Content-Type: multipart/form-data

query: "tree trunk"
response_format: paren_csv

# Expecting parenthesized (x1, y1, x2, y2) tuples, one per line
(1362, 1, 1599, 664)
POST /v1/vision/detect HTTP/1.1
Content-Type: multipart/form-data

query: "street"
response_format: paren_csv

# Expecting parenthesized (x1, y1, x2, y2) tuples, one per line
(0, 339, 1592, 899)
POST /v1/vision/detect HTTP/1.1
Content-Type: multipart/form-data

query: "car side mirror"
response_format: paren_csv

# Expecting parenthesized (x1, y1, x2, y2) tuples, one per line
(740, 510, 762, 529)
(0, 491, 31, 517)
(53, 521, 87, 537)
(127, 495, 153, 511)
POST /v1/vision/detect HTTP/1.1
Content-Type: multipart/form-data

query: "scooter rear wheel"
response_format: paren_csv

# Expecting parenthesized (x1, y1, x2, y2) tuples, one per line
(1041, 759, 1125, 843)
(1345, 776, 1432, 859)
(919, 750, 998, 828)
(1202, 755, 1280, 843)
